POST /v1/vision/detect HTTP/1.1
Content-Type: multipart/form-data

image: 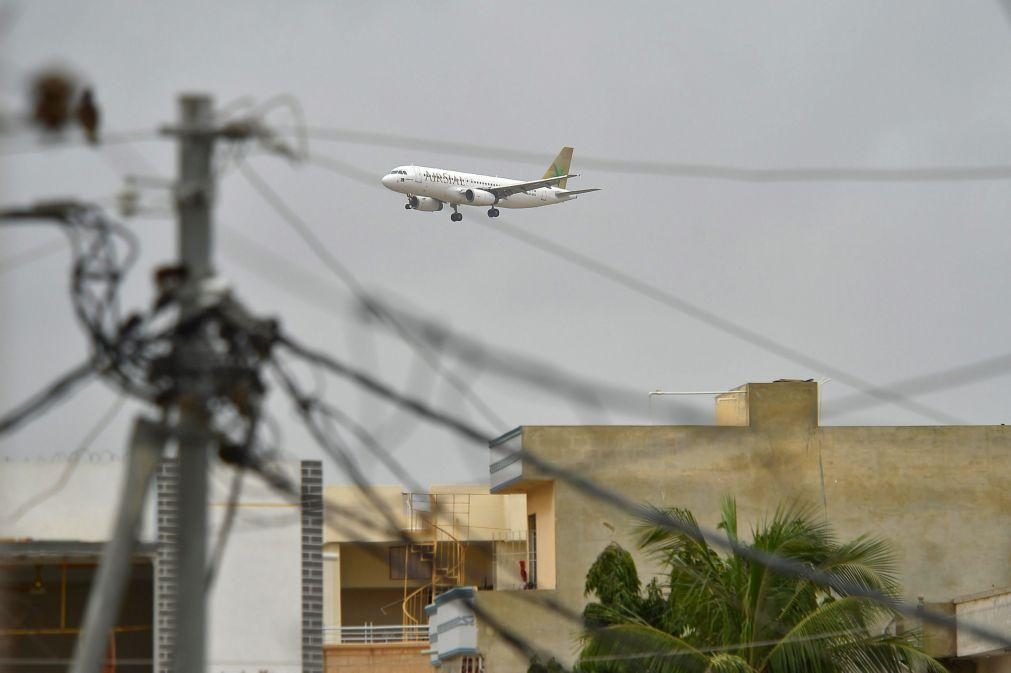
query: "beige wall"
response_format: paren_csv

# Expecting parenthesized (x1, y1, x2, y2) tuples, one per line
(526, 482, 556, 590)
(481, 381, 1011, 672)
(324, 485, 528, 544)
(324, 543, 342, 628)
(324, 486, 410, 543)
(340, 543, 425, 590)
(463, 542, 494, 589)
(324, 643, 429, 673)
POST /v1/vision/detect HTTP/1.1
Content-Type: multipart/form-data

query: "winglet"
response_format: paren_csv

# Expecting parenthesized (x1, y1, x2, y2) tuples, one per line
(542, 147, 574, 189)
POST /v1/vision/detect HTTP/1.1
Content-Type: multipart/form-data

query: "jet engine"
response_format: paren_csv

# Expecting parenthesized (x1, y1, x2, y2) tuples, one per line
(408, 196, 443, 212)
(461, 188, 496, 206)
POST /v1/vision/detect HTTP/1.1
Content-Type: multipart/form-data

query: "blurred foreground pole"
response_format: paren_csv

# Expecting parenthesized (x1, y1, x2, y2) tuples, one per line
(69, 418, 167, 673)
(172, 94, 216, 673)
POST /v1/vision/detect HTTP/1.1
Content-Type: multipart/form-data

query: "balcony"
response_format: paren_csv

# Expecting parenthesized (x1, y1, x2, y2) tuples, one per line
(324, 623, 428, 645)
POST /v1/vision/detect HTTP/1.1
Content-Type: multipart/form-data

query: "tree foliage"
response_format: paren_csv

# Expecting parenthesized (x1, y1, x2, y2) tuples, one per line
(576, 498, 945, 673)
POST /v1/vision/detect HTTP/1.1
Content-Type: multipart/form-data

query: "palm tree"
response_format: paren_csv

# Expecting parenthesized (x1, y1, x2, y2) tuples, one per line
(577, 498, 944, 673)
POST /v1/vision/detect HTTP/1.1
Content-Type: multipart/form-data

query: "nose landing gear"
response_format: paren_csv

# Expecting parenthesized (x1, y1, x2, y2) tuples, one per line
(487, 207, 500, 218)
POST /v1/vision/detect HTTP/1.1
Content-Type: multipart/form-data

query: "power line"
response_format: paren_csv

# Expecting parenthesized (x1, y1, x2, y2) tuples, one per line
(480, 217, 964, 425)
(5, 394, 127, 523)
(294, 125, 1011, 183)
(205, 467, 244, 588)
(304, 151, 379, 187)
(238, 158, 508, 430)
(222, 200, 1004, 427)
(269, 357, 570, 662)
(0, 129, 161, 157)
(0, 238, 65, 276)
(276, 328, 1011, 650)
(238, 160, 367, 295)
(828, 350, 1011, 418)
(289, 150, 989, 424)
(0, 359, 97, 438)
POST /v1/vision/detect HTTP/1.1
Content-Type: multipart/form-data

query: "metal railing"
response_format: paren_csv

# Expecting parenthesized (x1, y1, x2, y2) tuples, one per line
(491, 529, 536, 590)
(323, 624, 429, 645)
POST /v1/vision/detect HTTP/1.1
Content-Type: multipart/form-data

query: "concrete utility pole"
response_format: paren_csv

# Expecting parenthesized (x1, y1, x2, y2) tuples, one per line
(171, 93, 217, 673)
(69, 94, 223, 673)
(68, 419, 167, 673)
(70, 93, 261, 673)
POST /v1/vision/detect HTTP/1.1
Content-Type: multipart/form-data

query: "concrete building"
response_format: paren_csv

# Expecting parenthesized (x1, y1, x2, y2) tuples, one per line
(461, 380, 1011, 673)
(0, 454, 320, 673)
(322, 485, 528, 673)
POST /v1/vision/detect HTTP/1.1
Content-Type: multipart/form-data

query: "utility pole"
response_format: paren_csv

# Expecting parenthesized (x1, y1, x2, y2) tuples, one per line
(68, 419, 166, 673)
(171, 93, 217, 673)
(69, 93, 222, 673)
(69, 93, 263, 673)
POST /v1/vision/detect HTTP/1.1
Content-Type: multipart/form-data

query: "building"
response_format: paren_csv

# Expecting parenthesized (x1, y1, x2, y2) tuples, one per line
(322, 485, 528, 673)
(0, 454, 320, 673)
(459, 380, 1011, 673)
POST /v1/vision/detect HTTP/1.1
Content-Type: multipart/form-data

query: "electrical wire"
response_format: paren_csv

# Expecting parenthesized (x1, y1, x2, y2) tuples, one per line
(269, 358, 571, 662)
(0, 129, 160, 157)
(304, 151, 379, 187)
(288, 149, 989, 425)
(828, 350, 1011, 418)
(205, 467, 244, 588)
(238, 160, 365, 293)
(275, 328, 1011, 650)
(0, 359, 98, 437)
(292, 125, 1011, 183)
(237, 158, 508, 430)
(0, 237, 65, 276)
(480, 217, 964, 425)
(5, 394, 127, 523)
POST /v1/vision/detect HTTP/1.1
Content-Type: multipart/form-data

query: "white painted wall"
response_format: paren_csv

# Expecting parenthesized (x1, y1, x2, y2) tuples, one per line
(205, 462, 302, 673)
(0, 457, 157, 541)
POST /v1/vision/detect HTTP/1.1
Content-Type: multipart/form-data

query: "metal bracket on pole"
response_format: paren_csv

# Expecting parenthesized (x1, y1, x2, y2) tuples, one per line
(70, 417, 168, 673)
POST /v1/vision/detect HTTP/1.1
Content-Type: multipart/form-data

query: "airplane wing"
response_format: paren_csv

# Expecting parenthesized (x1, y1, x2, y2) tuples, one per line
(486, 174, 578, 199)
(558, 188, 601, 196)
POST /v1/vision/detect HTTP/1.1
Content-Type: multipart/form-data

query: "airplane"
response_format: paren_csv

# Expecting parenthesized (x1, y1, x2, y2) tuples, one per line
(380, 146, 600, 221)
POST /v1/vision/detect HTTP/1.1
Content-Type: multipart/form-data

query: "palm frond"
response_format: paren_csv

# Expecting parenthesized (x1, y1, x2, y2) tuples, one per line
(829, 635, 948, 673)
(704, 653, 756, 673)
(636, 505, 718, 566)
(760, 596, 893, 672)
(819, 536, 900, 600)
(579, 624, 712, 673)
(717, 496, 739, 543)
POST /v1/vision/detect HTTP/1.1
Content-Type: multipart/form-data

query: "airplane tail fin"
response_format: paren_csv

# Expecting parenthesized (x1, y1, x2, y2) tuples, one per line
(543, 147, 573, 189)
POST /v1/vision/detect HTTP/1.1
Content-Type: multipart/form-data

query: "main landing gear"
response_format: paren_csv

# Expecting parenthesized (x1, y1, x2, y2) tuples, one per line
(486, 207, 500, 218)
(450, 204, 463, 222)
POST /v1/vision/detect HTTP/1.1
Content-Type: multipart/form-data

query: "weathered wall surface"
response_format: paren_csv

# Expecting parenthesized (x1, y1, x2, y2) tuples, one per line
(956, 589, 1011, 657)
(483, 381, 1011, 672)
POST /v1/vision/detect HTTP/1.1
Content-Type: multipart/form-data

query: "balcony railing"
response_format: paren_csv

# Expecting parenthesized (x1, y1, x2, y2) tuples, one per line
(324, 624, 428, 645)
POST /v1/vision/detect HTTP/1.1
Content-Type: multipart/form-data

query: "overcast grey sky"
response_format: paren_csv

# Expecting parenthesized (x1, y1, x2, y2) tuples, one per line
(3, 1, 1011, 486)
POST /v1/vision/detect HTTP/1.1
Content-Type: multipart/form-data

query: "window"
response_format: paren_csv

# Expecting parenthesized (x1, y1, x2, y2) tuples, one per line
(459, 656, 485, 673)
(389, 546, 432, 580)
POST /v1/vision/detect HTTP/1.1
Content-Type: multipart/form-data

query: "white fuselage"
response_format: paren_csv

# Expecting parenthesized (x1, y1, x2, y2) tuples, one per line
(381, 165, 575, 209)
